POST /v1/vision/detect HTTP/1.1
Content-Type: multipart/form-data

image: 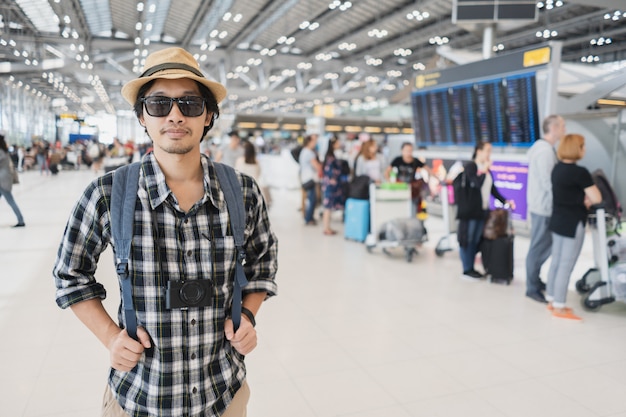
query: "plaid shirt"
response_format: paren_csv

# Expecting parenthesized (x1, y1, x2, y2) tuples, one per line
(54, 153, 278, 417)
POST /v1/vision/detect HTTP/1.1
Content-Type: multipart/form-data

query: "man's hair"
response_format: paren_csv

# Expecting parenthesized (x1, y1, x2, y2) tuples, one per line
(133, 79, 220, 139)
(557, 133, 585, 161)
(542, 115, 561, 135)
(401, 141, 414, 150)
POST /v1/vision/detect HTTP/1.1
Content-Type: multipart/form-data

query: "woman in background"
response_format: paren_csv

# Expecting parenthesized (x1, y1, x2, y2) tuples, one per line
(235, 140, 271, 207)
(321, 137, 348, 235)
(547, 134, 601, 320)
(0, 134, 26, 227)
(354, 138, 384, 184)
(456, 141, 514, 280)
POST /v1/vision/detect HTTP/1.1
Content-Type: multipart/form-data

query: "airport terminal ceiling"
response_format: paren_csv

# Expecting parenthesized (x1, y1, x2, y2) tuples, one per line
(1, 0, 626, 118)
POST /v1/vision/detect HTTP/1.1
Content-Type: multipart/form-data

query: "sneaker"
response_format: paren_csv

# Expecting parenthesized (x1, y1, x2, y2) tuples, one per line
(526, 291, 548, 304)
(13, 223, 25, 228)
(471, 269, 485, 277)
(552, 307, 582, 321)
(461, 270, 483, 280)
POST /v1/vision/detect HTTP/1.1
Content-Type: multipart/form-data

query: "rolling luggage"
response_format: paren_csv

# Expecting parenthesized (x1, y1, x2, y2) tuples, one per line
(481, 235, 514, 285)
(344, 198, 370, 242)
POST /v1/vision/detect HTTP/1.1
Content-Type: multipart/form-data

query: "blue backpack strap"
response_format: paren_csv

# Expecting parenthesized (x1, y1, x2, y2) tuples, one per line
(214, 163, 248, 331)
(111, 162, 141, 340)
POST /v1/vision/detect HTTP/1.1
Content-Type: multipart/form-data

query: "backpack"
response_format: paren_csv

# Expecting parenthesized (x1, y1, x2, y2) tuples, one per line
(452, 169, 483, 219)
(111, 162, 249, 340)
(290, 145, 303, 163)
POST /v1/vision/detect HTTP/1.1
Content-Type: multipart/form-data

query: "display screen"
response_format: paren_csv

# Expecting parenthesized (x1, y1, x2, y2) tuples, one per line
(411, 71, 540, 147)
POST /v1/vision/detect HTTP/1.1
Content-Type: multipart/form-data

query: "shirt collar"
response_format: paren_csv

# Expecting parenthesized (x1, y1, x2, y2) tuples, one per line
(141, 152, 222, 210)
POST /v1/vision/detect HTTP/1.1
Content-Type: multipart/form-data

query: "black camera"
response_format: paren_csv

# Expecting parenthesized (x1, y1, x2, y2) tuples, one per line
(166, 279, 213, 310)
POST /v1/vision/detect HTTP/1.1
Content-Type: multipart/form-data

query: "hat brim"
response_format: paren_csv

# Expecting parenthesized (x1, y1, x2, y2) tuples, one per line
(121, 71, 227, 105)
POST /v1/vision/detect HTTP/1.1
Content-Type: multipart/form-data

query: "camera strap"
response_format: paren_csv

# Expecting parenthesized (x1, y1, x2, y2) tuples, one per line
(214, 163, 249, 332)
(111, 161, 249, 340)
(111, 162, 141, 340)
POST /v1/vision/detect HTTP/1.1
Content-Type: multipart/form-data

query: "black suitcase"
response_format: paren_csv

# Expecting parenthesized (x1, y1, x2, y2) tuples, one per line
(481, 235, 514, 285)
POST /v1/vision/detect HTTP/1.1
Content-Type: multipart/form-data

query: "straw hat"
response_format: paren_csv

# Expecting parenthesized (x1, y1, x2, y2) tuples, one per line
(121, 47, 227, 105)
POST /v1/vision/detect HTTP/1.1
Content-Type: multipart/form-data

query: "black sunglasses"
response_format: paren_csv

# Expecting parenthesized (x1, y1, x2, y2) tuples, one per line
(141, 96, 207, 117)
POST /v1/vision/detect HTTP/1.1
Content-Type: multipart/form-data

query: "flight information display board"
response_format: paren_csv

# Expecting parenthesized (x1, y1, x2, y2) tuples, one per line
(411, 71, 540, 147)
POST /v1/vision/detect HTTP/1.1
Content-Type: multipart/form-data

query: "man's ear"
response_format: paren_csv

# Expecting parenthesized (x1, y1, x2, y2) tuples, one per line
(205, 112, 213, 126)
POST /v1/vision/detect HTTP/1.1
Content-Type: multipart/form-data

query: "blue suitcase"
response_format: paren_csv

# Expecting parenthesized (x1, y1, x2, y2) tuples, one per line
(344, 198, 370, 242)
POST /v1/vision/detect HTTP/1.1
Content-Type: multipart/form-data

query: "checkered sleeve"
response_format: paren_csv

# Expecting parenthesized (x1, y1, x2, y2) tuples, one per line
(240, 174, 278, 298)
(53, 175, 113, 308)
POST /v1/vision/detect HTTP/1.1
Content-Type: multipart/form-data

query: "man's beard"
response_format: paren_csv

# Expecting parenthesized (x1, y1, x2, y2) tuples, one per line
(158, 142, 195, 155)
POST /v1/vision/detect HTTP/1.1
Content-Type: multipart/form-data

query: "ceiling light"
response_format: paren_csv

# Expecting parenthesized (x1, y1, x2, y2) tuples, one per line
(407, 10, 429, 20)
(368, 29, 388, 38)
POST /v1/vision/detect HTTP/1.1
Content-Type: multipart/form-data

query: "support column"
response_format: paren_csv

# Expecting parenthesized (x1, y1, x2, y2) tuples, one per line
(482, 24, 495, 60)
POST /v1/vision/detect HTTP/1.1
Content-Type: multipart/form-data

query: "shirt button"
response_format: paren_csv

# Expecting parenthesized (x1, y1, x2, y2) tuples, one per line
(187, 250, 192, 256)
(191, 353, 196, 359)
(191, 319, 196, 325)
(184, 218, 189, 224)
(192, 387, 197, 394)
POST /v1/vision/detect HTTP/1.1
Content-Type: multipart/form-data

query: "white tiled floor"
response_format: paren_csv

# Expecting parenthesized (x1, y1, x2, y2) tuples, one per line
(2, 168, 626, 417)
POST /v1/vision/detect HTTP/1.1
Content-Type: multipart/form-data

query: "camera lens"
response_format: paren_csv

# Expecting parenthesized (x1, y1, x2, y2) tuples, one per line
(179, 281, 206, 306)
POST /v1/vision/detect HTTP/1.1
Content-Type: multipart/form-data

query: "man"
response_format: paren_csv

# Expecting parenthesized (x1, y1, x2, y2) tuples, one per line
(53, 47, 278, 417)
(215, 130, 244, 167)
(384, 141, 430, 217)
(525, 114, 564, 303)
(299, 134, 321, 225)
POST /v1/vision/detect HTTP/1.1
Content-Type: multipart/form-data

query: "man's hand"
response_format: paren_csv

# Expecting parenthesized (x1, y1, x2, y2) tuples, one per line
(224, 317, 257, 355)
(107, 327, 152, 372)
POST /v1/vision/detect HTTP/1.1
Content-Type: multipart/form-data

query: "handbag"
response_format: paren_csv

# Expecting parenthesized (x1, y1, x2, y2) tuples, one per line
(302, 179, 316, 191)
(10, 159, 19, 184)
(483, 208, 509, 240)
(347, 175, 370, 200)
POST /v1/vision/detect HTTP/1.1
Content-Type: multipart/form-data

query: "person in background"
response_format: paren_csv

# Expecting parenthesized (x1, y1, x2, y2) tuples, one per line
(354, 138, 384, 184)
(0, 134, 26, 227)
(299, 134, 322, 225)
(384, 141, 431, 216)
(456, 141, 514, 280)
(525, 115, 565, 304)
(547, 133, 601, 320)
(36, 140, 50, 175)
(215, 130, 244, 167)
(235, 140, 271, 207)
(321, 137, 348, 235)
(52, 47, 278, 417)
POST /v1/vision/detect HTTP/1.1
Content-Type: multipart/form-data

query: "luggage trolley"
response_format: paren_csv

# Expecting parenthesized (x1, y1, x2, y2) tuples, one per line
(435, 182, 458, 257)
(364, 182, 427, 262)
(575, 205, 626, 311)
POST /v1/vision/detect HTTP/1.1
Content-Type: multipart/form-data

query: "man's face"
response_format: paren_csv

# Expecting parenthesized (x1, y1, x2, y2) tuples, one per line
(554, 117, 566, 141)
(139, 78, 212, 156)
(401, 144, 414, 161)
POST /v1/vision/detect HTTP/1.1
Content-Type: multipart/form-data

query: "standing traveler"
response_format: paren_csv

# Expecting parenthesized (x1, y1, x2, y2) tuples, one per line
(354, 138, 384, 184)
(0, 134, 26, 227)
(525, 115, 565, 303)
(456, 141, 514, 280)
(299, 134, 322, 225)
(547, 133, 601, 320)
(53, 47, 278, 417)
(384, 141, 431, 217)
(235, 140, 271, 207)
(215, 130, 244, 167)
(321, 137, 348, 235)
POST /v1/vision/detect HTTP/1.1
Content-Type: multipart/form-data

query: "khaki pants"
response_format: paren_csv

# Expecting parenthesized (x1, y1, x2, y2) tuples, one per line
(101, 381, 250, 417)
